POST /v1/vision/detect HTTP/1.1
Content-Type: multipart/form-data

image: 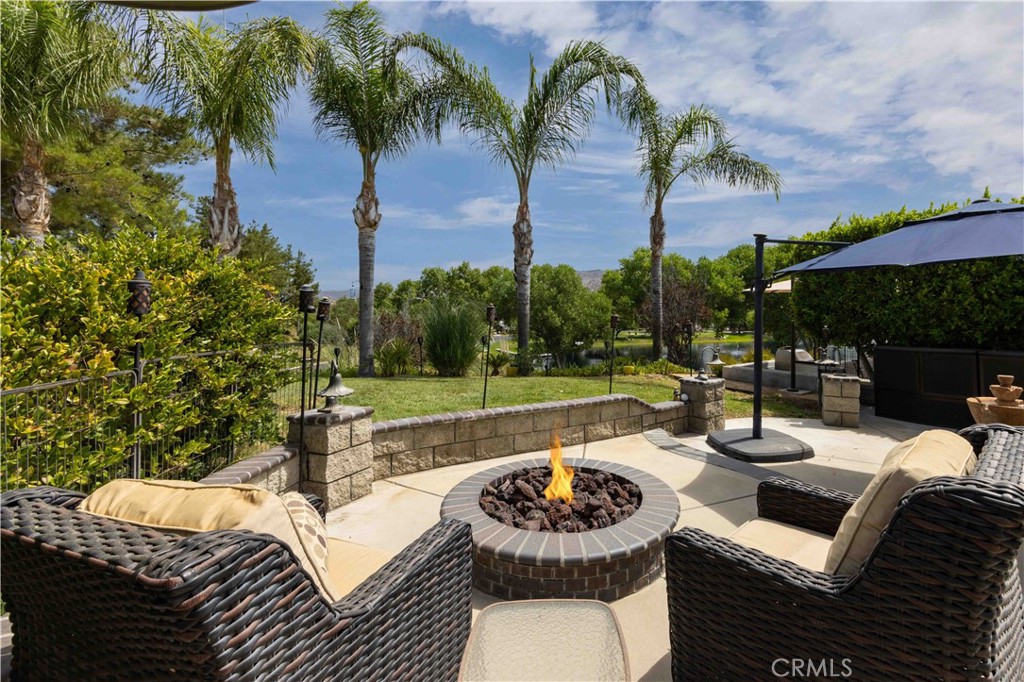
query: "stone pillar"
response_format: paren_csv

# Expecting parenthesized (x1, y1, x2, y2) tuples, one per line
(822, 375, 861, 428)
(287, 405, 375, 511)
(678, 377, 725, 434)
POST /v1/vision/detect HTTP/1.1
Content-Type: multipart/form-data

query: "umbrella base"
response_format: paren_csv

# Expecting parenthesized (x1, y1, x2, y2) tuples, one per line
(707, 428, 814, 463)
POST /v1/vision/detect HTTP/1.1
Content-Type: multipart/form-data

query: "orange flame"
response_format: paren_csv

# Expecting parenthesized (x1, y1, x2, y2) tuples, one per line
(543, 431, 574, 504)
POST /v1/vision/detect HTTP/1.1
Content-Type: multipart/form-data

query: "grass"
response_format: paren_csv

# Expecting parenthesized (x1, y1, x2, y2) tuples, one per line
(695, 332, 756, 344)
(338, 374, 678, 421)
(283, 372, 819, 423)
(724, 390, 820, 420)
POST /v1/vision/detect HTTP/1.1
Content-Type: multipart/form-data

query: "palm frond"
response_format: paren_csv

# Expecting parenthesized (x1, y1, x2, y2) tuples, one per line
(1, 0, 130, 143)
(311, 2, 425, 164)
(631, 96, 780, 205)
(143, 13, 312, 168)
(675, 139, 783, 198)
(524, 40, 644, 173)
(217, 16, 314, 167)
(387, 30, 520, 173)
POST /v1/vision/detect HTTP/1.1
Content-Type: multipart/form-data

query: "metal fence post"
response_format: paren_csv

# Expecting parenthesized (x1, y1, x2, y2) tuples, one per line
(127, 269, 152, 479)
(129, 344, 143, 478)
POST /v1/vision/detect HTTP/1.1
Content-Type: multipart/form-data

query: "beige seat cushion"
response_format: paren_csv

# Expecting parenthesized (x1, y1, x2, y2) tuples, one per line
(825, 430, 976, 575)
(81, 480, 339, 600)
(327, 538, 393, 599)
(728, 518, 833, 572)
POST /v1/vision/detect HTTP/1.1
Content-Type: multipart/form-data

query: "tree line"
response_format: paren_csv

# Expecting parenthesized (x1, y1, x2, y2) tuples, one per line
(1, 0, 781, 379)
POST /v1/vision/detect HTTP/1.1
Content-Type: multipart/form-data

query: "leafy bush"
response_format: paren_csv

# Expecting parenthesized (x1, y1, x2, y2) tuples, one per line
(530, 264, 611, 366)
(374, 309, 421, 351)
(487, 350, 512, 376)
(376, 338, 413, 377)
(785, 199, 1024, 373)
(423, 299, 485, 377)
(547, 356, 685, 377)
(1, 227, 291, 490)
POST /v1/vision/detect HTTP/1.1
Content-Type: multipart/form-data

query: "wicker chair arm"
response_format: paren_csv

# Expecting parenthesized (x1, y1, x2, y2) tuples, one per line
(332, 517, 473, 617)
(666, 526, 841, 596)
(1, 485, 86, 510)
(958, 423, 1024, 455)
(756, 477, 858, 536)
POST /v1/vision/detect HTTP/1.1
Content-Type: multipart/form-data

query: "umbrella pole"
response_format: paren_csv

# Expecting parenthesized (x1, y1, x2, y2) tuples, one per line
(753, 234, 766, 439)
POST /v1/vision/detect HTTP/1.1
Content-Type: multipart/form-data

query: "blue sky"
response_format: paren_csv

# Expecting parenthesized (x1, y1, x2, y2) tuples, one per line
(177, 1, 1024, 291)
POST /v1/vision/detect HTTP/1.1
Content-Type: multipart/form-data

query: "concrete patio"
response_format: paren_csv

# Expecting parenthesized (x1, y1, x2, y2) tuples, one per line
(325, 408, 934, 681)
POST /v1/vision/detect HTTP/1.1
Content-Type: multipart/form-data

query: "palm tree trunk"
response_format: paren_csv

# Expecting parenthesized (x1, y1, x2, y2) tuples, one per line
(513, 198, 533, 373)
(354, 167, 381, 377)
(210, 139, 243, 257)
(649, 203, 666, 360)
(11, 136, 51, 246)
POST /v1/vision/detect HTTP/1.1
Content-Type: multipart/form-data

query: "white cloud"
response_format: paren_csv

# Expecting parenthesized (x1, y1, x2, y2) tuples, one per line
(265, 193, 348, 210)
(450, 1, 1023, 194)
(372, 195, 520, 231)
(435, 1, 600, 55)
(664, 210, 836, 250)
(457, 196, 518, 225)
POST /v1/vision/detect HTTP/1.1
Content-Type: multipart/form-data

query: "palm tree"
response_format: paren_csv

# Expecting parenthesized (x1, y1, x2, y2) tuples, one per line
(1, 1, 130, 244)
(310, 2, 452, 377)
(626, 92, 782, 359)
(148, 14, 313, 256)
(392, 36, 644, 371)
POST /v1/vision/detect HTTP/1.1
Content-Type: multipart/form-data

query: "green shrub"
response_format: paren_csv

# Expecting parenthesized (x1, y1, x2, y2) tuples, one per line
(487, 350, 512, 376)
(376, 338, 413, 377)
(423, 299, 485, 377)
(1, 227, 291, 490)
(546, 356, 685, 378)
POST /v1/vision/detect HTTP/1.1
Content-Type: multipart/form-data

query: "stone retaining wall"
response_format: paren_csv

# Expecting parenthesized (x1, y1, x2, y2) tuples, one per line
(371, 394, 689, 480)
(203, 387, 733, 512)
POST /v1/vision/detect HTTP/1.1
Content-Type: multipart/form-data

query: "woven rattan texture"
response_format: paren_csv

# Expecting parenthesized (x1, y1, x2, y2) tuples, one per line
(1, 487, 473, 681)
(666, 425, 1024, 681)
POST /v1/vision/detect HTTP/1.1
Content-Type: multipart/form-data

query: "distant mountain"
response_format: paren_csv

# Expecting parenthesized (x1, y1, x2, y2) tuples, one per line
(577, 269, 604, 291)
(321, 290, 352, 301)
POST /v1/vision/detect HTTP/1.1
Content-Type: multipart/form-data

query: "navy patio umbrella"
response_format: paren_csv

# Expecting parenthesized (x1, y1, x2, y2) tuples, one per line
(779, 199, 1024, 275)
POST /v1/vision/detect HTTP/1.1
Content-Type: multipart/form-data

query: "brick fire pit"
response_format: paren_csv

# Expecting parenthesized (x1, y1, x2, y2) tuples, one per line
(440, 457, 680, 601)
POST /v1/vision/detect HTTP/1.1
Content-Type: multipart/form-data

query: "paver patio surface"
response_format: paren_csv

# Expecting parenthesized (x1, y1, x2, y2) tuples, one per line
(326, 408, 933, 681)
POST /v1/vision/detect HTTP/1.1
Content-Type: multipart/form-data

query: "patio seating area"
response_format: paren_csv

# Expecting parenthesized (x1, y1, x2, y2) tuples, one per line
(3, 409, 1022, 681)
(318, 409, 941, 680)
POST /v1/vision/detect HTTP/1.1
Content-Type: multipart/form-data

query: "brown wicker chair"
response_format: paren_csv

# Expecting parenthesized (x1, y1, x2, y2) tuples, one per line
(666, 424, 1024, 681)
(1, 486, 473, 681)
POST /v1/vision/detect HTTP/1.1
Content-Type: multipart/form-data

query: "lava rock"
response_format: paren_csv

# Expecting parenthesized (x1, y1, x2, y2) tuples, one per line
(479, 467, 641, 533)
(515, 479, 538, 501)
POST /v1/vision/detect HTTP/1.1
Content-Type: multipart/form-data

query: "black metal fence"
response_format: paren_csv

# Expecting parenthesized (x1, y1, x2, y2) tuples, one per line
(1, 343, 330, 493)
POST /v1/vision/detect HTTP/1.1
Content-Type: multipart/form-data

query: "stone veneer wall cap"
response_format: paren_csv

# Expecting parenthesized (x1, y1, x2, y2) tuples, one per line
(371, 394, 656, 433)
(286, 406, 374, 426)
(199, 444, 298, 486)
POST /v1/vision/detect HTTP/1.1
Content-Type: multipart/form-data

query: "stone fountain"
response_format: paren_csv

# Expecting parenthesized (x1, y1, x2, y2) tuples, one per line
(967, 375, 1024, 426)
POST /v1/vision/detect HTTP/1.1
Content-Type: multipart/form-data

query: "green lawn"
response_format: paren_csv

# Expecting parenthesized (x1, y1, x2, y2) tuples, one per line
(338, 374, 678, 421)
(282, 373, 818, 422)
(694, 332, 756, 344)
(587, 332, 759, 353)
(724, 390, 819, 420)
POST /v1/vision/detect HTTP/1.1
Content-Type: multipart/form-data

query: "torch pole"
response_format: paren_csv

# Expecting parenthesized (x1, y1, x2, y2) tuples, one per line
(299, 311, 309, 453)
(312, 319, 325, 406)
(482, 304, 495, 409)
(609, 314, 619, 394)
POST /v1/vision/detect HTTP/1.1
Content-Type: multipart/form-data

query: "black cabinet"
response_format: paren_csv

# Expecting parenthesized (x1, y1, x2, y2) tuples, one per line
(874, 347, 1024, 428)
